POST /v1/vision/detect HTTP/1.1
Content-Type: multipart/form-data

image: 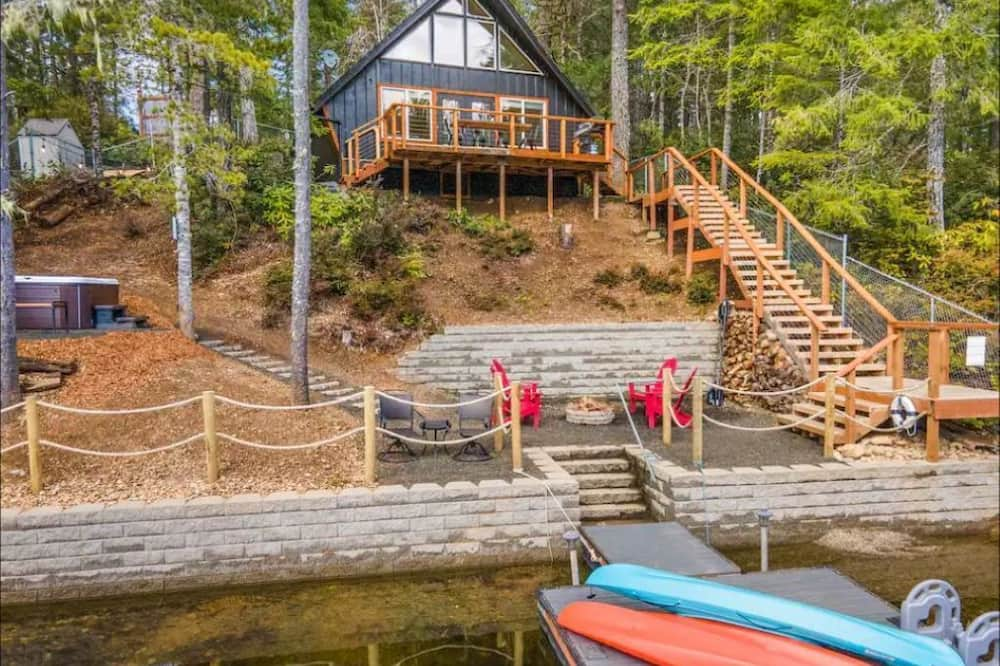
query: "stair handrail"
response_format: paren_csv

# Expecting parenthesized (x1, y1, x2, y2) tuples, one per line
(664, 147, 828, 337)
(690, 148, 898, 326)
(836, 333, 897, 378)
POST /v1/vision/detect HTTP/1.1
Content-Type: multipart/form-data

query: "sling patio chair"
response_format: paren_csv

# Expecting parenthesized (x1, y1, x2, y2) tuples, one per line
(377, 392, 425, 463)
(452, 393, 495, 462)
(490, 358, 543, 429)
(627, 357, 678, 414)
(644, 367, 698, 429)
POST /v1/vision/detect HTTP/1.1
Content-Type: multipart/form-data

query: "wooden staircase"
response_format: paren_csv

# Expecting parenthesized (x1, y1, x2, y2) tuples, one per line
(625, 147, 900, 445)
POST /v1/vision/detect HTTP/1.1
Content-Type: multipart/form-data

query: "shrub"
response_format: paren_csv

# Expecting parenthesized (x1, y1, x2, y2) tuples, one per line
(687, 272, 717, 305)
(639, 270, 683, 295)
(596, 294, 626, 311)
(628, 263, 650, 281)
(450, 209, 535, 259)
(468, 292, 507, 312)
(593, 268, 625, 288)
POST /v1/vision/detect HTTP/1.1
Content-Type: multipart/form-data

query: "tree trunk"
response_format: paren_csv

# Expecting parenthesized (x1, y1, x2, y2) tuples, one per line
(720, 15, 735, 189)
(0, 39, 20, 408)
(927, 0, 949, 232)
(86, 76, 103, 177)
(290, 0, 312, 404)
(170, 49, 195, 340)
(239, 66, 259, 144)
(610, 0, 630, 180)
(756, 108, 768, 182)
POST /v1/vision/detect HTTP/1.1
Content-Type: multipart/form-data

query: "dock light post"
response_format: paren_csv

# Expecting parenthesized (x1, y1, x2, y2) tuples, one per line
(757, 509, 772, 572)
(563, 530, 581, 585)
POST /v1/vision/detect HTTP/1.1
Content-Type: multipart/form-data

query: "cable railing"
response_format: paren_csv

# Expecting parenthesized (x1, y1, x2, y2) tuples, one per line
(342, 102, 614, 181)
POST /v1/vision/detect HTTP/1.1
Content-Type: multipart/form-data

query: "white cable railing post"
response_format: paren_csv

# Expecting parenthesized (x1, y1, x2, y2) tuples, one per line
(26, 396, 42, 494)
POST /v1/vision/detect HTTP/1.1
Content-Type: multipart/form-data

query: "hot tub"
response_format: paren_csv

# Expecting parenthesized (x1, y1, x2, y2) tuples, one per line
(15, 275, 120, 330)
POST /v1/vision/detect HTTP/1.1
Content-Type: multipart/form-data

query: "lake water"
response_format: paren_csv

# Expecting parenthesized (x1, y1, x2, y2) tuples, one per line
(1, 565, 568, 665)
(2, 528, 997, 664)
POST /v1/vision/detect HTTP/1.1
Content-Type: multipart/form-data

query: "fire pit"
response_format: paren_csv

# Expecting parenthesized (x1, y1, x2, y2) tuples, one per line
(565, 396, 616, 425)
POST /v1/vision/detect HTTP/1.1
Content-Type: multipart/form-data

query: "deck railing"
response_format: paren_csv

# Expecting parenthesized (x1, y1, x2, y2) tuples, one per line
(343, 103, 613, 180)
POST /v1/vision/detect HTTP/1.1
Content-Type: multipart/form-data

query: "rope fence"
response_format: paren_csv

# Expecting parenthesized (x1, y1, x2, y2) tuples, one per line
(0, 384, 528, 494)
(652, 369, 965, 464)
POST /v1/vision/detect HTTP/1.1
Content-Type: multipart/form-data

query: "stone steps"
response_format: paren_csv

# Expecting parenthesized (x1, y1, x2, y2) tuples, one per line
(557, 458, 631, 474)
(196, 335, 363, 409)
(580, 502, 648, 521)
(574, 472, 636, 489)
(542, 445, 633, 461)
(579, 487, 644, 505)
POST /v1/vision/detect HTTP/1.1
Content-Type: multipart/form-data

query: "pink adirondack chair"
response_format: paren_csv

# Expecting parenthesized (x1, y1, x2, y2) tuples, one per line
(491, 359, 543, 429)
(627, 358, 678, 413)
(645, 367, 698, 429)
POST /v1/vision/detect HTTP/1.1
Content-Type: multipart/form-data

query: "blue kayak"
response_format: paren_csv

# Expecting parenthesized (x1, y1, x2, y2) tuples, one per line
(586, 564, 963, 666)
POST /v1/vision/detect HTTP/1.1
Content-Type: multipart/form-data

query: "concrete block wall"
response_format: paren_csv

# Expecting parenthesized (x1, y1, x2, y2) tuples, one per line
(624, 447, 999, 541)
(1, 476, 580, 604)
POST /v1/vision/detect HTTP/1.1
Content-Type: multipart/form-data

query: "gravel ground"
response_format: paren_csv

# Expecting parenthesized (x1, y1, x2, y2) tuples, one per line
(521, 399, 827, 469)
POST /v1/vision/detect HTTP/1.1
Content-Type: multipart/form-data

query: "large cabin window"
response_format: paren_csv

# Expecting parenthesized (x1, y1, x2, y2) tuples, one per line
(466, 19, 496, 69)
(385, 18, 431, 63)
(381, 87, 432, 141)
(433, 15, 464, 66)
(500, 97, 547, 149)
(499, 29, 540, 74)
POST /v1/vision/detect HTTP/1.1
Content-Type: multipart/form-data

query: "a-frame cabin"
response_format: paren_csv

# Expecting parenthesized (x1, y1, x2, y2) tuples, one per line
(313, 0, 619, 219)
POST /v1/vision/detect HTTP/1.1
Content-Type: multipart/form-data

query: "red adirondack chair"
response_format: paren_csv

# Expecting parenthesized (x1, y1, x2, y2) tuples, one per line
(491, 359, 543, 429)
(627, 358, 678, 414)
(644, 367, 698, 429)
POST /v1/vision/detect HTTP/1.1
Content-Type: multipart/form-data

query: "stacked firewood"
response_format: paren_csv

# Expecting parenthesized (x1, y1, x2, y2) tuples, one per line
(722, 312, 807, 411)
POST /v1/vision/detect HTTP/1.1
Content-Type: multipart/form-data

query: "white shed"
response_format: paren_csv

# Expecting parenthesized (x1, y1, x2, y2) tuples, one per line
(16, 118, 87, 178)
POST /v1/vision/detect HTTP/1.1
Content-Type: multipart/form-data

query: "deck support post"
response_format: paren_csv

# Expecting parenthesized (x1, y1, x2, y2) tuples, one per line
(845, 369, 857, 444)
(925, 328, 947, 462)
(592, 170, 600, 221)
(402, 158, 410, 201)
(456, 160, 463, 212)
(547, 167, 554, 222)
(687, 181, 698, 278)
(823, 373, 836, 458)
(499, 163, 506, 221)
(666, 201, 675, 258)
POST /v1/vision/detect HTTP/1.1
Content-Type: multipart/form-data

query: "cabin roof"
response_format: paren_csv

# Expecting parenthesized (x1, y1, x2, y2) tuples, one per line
(18, 118, 74, 138)
(313, 0, 596, 117)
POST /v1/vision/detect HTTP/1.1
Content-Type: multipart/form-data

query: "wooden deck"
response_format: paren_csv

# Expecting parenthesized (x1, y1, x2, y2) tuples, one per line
(539, 521, 901, 665)
(580, 522, 740, 576)
(539, 569, 900, 666)
(853, 376, 1000, 420)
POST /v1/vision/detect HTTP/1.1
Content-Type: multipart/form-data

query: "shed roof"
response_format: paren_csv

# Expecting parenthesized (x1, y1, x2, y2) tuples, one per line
(18, 118, 73, 137)
(313, 0, 596, 117)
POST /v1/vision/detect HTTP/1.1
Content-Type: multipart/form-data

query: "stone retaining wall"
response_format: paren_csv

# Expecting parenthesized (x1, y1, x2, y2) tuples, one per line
(1, 476, 579, 604)
(625, 448, 999, 542)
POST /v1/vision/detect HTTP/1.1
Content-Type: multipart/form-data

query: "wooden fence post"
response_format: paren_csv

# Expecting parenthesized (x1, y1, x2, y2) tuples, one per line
(925, 329, 947, 462)
(511, 381, 522, 472)
(26, 396, 42, 494)
(493, 373, 505, 453)
(202, 390, 219, 483)
(692, 376, 703, 465)
(823, 374, 836, 458)
(661, 375, 672, 447)
(363, 386, 376, 484)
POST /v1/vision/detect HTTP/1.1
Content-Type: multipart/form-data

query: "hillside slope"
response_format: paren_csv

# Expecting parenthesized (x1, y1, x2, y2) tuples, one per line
(13, 183, 706, 384)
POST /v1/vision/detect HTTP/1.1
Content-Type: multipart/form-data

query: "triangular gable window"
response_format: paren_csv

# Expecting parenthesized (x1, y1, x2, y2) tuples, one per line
(499, 29, 540, 74)
(385, 17, 431, 63)
(467, 0, 490, 18)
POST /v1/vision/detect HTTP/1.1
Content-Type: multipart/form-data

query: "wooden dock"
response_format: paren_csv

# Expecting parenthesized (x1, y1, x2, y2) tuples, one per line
(540, 522, 901, 666)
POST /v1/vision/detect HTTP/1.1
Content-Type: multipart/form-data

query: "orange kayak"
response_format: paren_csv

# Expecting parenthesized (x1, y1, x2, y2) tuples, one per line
(557, 601, 871, 666)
